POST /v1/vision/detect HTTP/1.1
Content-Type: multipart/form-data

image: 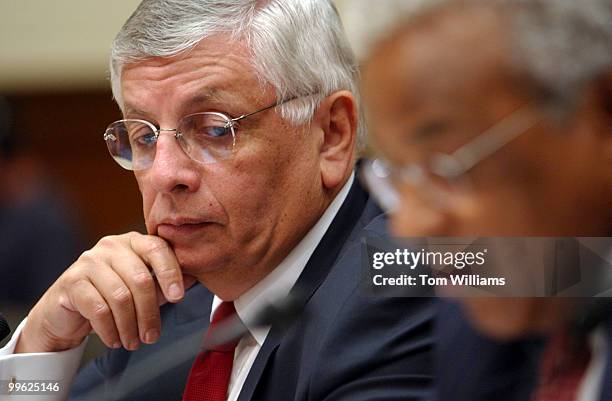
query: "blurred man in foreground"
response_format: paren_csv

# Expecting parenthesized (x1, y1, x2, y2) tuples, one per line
(0, 1, 434, 400)
(359, 0, 612, 400)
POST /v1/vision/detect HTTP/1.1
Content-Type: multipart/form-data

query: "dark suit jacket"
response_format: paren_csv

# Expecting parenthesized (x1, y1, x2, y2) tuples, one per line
(436, 302, 612, 401)
(600, 316, 612, 401)
(70, 178, 435, 401)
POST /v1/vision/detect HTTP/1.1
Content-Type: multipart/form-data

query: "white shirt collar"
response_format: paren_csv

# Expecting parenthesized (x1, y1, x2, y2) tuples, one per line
(211, 172, 355, 345)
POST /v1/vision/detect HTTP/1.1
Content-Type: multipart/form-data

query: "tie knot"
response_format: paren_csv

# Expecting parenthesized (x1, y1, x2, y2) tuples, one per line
(205, 301, 240, 352)
(211, 301, 236, 326)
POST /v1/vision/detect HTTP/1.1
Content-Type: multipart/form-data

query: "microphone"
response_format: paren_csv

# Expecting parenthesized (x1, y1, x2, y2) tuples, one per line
(0, 313, 10, 343)
(76, 291, 307, 401)
(203, 290, 304, 351)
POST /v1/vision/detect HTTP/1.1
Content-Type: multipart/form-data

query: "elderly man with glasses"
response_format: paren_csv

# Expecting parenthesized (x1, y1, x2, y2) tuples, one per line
(0, 1, 434, 401)
(356, 0, 612, 400)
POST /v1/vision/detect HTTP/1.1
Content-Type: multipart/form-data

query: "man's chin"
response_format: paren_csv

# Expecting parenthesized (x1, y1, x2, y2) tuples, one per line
(173, 247, 229, 276)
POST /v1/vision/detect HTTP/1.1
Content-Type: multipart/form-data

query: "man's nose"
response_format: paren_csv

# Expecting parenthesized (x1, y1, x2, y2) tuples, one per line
(146, 131, 201, 194)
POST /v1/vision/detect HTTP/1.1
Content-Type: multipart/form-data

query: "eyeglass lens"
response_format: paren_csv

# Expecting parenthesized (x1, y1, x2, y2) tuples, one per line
(104, 113, 236, 171)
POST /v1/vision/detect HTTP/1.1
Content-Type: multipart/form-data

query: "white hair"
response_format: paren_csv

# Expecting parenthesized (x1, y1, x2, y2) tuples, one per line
(510, 0, 612, 105)
(110, 0, 365, 147)
(344, 0, 612, 114)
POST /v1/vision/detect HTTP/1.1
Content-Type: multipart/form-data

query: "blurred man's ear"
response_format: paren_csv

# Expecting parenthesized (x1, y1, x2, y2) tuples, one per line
(313, 91, 357, 190)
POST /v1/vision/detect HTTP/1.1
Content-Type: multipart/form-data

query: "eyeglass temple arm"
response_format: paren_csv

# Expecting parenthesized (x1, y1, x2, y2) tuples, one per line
(450, 106, 540, 175)
(230, 96, 301, 124)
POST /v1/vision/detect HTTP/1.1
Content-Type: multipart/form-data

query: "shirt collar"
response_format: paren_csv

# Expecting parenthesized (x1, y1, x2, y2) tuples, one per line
(211, 172, 355, 346)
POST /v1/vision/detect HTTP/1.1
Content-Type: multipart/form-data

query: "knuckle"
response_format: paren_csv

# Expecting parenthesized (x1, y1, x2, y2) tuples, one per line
(111, 286, 133, 306)
(69, 278, 93, 297)
(76, 252, 109, 275)
(145, 238, 170, 255)
(97, 235, 119, 248)
(56, 293, 73, 312)
(127, 231, 142, 239)
(132, 271, 154, 290)
(139, 312, 160, 326)
(60, 269, 80, 286)
(91, 302, 111, 319)
(154, 265, 178, 281)
(77, 250, 100, 265)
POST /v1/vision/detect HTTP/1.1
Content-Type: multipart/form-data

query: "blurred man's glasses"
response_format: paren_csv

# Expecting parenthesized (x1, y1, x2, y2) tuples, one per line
(103, 97, 299, 171)
(362, 105, 540, 212)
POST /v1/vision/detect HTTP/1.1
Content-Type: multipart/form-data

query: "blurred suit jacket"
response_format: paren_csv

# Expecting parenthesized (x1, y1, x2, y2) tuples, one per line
(69, 178, 435, 401)
(436, 302, 612, 401)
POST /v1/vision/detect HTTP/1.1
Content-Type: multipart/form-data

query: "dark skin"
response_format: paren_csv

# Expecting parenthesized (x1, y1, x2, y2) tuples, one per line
(363, 4, 612, 339)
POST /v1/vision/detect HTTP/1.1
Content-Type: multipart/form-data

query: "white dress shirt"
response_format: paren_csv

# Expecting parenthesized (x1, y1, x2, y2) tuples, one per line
(0, 173, 354, 401)
(576, 246, 612, 401)
(0, 323, 86, 401)
(577, 328, 608, 401)
(219, 172, 353, 401)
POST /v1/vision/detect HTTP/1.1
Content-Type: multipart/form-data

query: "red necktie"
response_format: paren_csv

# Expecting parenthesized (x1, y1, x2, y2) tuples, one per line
(532, 330, 592, 401)
(183, 301, 240, 401)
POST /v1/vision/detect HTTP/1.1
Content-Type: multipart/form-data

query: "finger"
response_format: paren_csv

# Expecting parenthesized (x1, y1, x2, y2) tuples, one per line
(129, 234, 185, 303)
(68, 279, 121, 349)
(110, 251, 161, 345)
(85, 267, 140, 351)
(156, 274, 199, 306)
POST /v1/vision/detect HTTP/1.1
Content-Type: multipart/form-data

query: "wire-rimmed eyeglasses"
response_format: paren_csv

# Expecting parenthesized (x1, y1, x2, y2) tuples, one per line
(361, 105, 541, 212)
(103, 96, 301, 171)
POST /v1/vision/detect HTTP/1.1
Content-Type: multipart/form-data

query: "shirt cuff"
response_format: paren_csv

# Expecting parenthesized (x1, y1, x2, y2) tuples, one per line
(0, 318, 87, 401)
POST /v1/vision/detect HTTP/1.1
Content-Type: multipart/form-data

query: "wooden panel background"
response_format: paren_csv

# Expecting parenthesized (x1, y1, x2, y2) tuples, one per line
(7, 90, 145, 247)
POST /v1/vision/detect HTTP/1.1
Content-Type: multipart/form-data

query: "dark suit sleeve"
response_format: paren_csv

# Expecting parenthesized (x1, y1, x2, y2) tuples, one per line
(435, 301, 543, 401)
(69, 287, 211, 401)
(69, 347, 131, 400)
(309, 293, 435, 401)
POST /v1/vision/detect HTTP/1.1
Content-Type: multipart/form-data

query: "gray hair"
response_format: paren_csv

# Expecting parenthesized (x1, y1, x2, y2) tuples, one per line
(110, 0, 365, 147)
(344, 0, 612, 115)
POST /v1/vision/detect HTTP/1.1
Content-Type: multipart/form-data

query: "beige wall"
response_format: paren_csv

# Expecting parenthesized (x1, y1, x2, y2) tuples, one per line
(0, 0, 351, 93)
(0, 0, 141, 92)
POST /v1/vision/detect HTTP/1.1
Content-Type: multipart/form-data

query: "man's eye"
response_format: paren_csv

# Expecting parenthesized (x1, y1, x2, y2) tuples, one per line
(130, 131, 157, 146)
(138, 133, 157, 145)
(198, 126, 229, 138)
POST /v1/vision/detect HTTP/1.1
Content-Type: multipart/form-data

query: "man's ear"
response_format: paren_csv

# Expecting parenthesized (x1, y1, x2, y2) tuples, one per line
(313, 91, 358, 190)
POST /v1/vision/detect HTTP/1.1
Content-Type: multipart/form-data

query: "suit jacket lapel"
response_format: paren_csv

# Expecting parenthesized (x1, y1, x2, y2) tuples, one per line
(236, 177, 370, 401)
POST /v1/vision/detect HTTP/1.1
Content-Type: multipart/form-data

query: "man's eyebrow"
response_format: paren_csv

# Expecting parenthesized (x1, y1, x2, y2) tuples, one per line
(184, 88, 233, 111)
(123, 105, 152, 119)
(123, 89, 230, 119)
(189, 89, 223, 104)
